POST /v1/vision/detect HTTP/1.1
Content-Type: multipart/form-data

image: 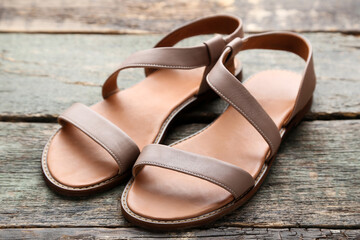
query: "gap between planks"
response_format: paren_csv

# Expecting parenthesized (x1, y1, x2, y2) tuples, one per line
(0, 30, 359, 35)
(0, 112, 359, 124)
(0, 227, 359, 240)
(1, 224, 360, 230)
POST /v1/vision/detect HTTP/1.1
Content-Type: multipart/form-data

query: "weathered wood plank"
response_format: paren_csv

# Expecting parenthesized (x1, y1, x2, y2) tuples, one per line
(0, 33, 359, 121)
(0, 227, 359, 239)
(0, 120, 359, 228)
(0, 0, 359, 33)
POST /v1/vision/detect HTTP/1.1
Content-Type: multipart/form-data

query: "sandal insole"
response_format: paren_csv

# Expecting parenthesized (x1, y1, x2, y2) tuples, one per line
(46, 68, 204, 187)
(127, 70, 301, 220)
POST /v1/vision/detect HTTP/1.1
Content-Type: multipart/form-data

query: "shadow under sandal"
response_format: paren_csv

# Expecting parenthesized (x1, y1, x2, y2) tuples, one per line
(41, 15, 244, 196)
(121, 32, 316, 230)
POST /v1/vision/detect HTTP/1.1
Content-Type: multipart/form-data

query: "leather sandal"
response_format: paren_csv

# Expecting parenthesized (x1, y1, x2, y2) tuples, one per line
(121, 32, 316, 230)
(41, 15, 244, 196)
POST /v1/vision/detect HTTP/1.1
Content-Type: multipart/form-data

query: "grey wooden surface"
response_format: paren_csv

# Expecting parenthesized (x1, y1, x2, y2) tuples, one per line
(1, 227, 360, 239)
(0, 0, 359, 33)
(0, 121, 359, 235)
(1, 33, 359, 121)
(0, 0, 359, 239)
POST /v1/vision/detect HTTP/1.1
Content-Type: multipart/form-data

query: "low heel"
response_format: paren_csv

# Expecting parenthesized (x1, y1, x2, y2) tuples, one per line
(285, 96, 313, 134)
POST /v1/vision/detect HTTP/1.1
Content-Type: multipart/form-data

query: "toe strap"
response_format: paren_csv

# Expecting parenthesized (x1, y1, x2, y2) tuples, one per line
(58, 103, 140, 175)
(133, 144, 255, 199)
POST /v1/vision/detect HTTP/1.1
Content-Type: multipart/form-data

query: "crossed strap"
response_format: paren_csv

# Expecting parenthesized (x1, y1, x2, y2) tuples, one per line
(102, 14, 244, 98)
(133, 32, 315, 199)
(207, 32, 315, 157)
(57, 15, 244, 175)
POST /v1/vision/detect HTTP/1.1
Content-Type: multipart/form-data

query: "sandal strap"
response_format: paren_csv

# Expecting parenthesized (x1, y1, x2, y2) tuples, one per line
(102, 14, 243, 98)
(153, 14, 243, 49)
(58, 103, 140, 175)
(229, 32, 316, 122)
(207, 32, 315, 157)
(133, 144, 255, 199)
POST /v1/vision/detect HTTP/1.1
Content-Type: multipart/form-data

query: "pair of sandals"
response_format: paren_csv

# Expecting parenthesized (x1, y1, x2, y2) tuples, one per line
(42, 15, 316, 230)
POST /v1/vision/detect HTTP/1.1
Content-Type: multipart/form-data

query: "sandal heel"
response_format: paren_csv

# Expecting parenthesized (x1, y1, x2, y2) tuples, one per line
(282, 96, 313, 141)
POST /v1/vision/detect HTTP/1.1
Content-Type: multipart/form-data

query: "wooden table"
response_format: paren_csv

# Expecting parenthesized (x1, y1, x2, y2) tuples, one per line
(1, 1, 359, 239)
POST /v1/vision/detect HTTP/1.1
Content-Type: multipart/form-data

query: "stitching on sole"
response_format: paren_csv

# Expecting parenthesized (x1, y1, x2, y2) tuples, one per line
(42, 130, 124, 191)
(124, 63, 203, 70)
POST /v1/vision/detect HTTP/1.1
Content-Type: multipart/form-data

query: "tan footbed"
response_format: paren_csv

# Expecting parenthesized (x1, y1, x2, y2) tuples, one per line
(46, 68, 204, 188)
(126, 69, 302, 220)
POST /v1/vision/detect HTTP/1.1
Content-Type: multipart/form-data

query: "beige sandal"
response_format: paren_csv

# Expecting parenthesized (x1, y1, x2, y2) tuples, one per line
(41, 15, 244, 196)
(121, 31, 316, 230)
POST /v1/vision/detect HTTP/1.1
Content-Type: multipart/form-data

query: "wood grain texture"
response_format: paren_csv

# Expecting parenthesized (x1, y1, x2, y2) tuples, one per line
(0, 2, 358, 238)
(0, 0, 359, 33)
(0, 227, 359, 239)
(1, 33, 359, 121)
(0, 120, 359, 228)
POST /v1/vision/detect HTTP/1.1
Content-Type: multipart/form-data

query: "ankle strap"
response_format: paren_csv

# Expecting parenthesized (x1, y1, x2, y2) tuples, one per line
(155, 14, 243, 48)
(102, 15, 244, 98)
